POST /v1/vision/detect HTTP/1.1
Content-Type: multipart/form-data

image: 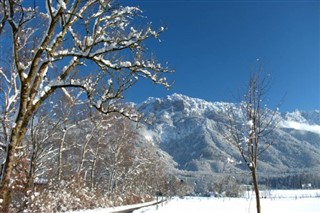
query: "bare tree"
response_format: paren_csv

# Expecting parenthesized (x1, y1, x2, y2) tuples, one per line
(133, 144, 165, 195)
(26, 109, 62, 186)
(225, 71, 279, 213)
(0, 65, 18, 181)
(0, 0, 172, 211)
(81, 114, 170, 201)
(102, 115, 136, 196)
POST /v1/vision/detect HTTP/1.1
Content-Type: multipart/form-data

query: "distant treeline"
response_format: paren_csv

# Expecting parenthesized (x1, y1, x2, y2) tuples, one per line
(262, 173, 320, 189)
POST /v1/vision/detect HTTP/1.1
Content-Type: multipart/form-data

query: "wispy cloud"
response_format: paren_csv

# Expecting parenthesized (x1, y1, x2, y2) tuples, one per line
(280, 121, 320, 135)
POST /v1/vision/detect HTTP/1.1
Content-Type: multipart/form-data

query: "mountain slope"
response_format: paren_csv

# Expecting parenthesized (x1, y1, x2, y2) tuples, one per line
(138, 94, 320, 180)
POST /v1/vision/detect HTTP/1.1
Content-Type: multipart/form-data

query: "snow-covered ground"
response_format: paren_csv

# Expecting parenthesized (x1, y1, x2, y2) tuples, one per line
(66, 200, 160, 213)
(135, 196, 319, 213)
(68, 190, 320, 213)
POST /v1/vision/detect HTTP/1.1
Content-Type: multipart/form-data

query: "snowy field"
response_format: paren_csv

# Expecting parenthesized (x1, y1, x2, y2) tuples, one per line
(69, 190, 320, 213)
(134, 196, 319, 213)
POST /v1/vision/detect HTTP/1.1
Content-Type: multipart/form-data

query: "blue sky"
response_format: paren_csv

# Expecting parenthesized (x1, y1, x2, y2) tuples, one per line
(123, 0, 320, 112)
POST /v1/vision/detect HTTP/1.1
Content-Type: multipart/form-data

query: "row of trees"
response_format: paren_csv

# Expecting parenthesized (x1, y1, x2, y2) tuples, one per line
(0, 0, 173, 211)
(0, 1, 285, 213)
(265, 173, 320, 189)
(3, 95, 173, 212)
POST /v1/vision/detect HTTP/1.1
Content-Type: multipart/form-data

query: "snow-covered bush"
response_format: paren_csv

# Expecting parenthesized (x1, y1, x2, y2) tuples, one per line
(24, 178, 111, 212)
(0, 0, 172, 210)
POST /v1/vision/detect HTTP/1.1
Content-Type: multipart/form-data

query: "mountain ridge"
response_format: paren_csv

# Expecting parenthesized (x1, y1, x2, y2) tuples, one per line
(137, 93, 320, 187)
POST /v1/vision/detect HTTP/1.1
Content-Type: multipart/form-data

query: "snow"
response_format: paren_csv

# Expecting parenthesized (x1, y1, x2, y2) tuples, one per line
(18, 62, 27, 70)
(0, 68, 9, 83)
(141, 94, 320, 136)
(65, 200, 159, 213)
(107, 79, 112, 85)
(61, 87, 73, 103)
(22, 72, 28, 79)
(120, 61, 132, 67)
(139, 128, 157, 142)
(134, 196, 320, 213)
(141, 93, 234, 119)
(68, 27, 82, 46)
(58, 0, 67, 10)
(95, 57, 116, 68)
(227, 157, 234, 164)
(85, 36, 94, 46)
(67, 190, 320, 213)
(96, 100, 102, 108)
(32, 96, 40, 105)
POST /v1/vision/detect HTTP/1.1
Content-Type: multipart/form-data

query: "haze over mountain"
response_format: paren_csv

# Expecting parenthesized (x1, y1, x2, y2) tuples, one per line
(137, 94, 320, 187)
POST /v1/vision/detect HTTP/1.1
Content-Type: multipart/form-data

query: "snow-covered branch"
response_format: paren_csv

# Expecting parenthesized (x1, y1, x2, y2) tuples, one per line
(0, 0, 172, 210)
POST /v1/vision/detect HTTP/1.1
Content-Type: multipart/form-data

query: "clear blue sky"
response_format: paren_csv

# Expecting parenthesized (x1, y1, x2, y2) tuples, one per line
(123, 0, 320, 112)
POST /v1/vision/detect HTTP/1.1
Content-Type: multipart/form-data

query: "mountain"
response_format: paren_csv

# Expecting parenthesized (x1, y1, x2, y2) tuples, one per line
(137, 94, 320, 188)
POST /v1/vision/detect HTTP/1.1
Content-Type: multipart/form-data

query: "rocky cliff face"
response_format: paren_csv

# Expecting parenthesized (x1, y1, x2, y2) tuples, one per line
(138, 94, 320, 179)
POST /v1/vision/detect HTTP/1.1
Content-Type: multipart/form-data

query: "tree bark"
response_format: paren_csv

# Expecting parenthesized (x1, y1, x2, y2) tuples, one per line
(90, 140, 101, 190)
(0, 124, 28, 212)
(252, 168, 261, 213)
(77, 134, 93, 178)
(57, 130, 67, 181)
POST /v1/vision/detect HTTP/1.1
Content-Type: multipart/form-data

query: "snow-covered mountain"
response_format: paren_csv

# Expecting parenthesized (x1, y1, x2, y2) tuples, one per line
(138, 93, 320, 183)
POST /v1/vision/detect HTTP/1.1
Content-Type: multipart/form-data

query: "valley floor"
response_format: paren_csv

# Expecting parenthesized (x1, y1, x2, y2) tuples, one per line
(134, 196, 319, 213)
(68, 190, 320, 213)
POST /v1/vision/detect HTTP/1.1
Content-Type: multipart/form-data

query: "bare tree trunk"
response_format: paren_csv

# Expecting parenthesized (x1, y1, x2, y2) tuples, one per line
(1, 124, 28, 212)
(57, 130, 67, 181)
(78, 118, 103, 180)
(26, 118, 37, 190)
(0, 0, 172, 209)
(252, 169, 261, 213)
(108, 168, 115, 195)
(77, 133, 94, 178)
(90, 140, 101, 190)
(1, 143, 15, 212)
(90, 158, 97, 190)
(224, 71, 280, 213)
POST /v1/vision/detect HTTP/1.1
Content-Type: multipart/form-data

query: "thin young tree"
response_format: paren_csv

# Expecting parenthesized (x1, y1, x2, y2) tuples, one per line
(26, 108, 62, 189)
(0, 0, 172, 211)
(225, 71, 279, 213)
